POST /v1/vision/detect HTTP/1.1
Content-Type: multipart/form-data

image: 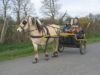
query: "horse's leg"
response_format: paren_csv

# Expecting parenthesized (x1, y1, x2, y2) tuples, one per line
(52, 38, 59, 57)
(32, 43, 39, 63)
(44, 38, 49, 60)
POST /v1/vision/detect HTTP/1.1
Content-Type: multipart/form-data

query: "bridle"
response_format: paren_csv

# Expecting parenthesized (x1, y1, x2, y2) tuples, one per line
(19, 25, 25, 32)
(19, 17, 38, 33)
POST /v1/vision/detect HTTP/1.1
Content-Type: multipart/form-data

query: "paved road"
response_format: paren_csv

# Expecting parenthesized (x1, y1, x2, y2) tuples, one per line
(0, 43, 100, 75)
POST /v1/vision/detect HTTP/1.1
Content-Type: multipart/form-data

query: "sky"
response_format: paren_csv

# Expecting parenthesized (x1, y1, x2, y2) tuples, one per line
(31, 0, 100, 18)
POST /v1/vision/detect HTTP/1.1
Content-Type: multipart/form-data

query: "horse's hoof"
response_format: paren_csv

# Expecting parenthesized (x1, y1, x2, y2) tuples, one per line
(52, 52, 58, 57)
(45, 54, 49, 61)
(32, 58, 39, 64)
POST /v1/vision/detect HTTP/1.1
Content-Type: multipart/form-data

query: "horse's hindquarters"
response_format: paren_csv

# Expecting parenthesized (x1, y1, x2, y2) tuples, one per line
(47, 25, 60, 36)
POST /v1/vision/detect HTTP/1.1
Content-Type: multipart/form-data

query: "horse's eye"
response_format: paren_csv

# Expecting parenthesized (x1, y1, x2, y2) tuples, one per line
(22, 20, 27, 25)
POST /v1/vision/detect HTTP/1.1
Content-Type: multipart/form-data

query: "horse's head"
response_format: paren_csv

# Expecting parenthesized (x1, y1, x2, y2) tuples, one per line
(17, 16, 36, 32)
(17, 16, 43, 33)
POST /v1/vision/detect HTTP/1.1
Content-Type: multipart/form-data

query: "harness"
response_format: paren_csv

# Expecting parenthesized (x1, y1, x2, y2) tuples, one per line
(30, 25, 50, 38)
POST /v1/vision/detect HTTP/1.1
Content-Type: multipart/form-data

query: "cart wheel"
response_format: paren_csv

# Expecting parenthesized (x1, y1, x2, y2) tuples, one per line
(58, 45, 64, 53)
(80, 41, 86, 55)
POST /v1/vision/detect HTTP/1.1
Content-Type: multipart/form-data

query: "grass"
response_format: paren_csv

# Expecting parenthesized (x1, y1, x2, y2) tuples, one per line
(86, 33, 100, 44)
(87, 37, 100, 44)
(0, 42, 33, 61)
(0, 42, 53, 61)
(0, 34, 100, 62)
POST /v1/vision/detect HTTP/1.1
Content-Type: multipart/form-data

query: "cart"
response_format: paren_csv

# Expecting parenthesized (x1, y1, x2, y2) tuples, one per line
(58, 32, 87, 55)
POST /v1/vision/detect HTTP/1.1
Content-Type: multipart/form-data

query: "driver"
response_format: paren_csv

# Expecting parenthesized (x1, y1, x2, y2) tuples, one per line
(63, 19, 71, 32)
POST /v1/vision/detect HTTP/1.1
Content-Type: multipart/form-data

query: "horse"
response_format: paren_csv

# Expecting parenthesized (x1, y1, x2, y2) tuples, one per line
(17, 16, 60, 63)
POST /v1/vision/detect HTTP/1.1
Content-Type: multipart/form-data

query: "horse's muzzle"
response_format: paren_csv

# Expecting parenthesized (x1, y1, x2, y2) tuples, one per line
(17, 27, 22, 32)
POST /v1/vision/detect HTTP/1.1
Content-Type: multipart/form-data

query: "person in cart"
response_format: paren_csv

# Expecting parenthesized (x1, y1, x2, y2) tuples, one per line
(71, 17, 80, 31)
(62, 18, 74, 44)
(62, 18, 71, 32)
(72, 17, 84, 38)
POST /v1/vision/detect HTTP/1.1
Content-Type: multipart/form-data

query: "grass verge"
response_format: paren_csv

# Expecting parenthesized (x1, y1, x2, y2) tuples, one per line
(0, 36, 100, 62)
(87, 37, 100, 44)
(0, 42, 53, 62)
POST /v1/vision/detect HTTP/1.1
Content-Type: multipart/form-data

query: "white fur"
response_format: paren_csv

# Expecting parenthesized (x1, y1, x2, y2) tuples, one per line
(17, 27, 22, 32)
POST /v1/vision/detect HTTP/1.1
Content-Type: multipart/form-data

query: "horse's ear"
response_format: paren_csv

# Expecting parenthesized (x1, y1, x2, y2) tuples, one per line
(36, 19, 42, 26)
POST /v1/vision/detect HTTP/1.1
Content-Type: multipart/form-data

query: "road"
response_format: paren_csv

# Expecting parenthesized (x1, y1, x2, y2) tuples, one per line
(0, 43, 100, 75)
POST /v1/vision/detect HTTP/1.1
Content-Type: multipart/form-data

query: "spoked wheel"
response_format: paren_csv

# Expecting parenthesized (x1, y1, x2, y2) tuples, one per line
(79, 40, 86, 55)
(58, 44, 64, 53)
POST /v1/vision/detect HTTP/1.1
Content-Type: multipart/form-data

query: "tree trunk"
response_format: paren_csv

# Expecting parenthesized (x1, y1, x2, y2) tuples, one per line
(17, 11, 20, 24)
(51, 15, 55, 23)
(0, 8, 8, 44)
(24, 9, 27, 17)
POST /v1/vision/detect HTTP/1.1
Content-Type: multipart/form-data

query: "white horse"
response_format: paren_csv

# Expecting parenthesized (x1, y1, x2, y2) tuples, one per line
(17, 16, 60, 63)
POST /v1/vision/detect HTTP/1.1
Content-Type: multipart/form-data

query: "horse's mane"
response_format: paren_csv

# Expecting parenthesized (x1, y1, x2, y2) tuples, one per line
(35, 19, 44, 32)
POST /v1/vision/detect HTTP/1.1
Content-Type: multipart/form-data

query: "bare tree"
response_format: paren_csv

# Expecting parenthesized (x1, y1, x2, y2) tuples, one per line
(12, 0, 24, 24)
(12, 0, 35, 24)
(0, 5, 3, 16)
(0, 0, 10, 44)
(41, 0, 60, 21)
(88, 13, 95, 23)
(58, 10, 68, 24)
(22, 0, 35, 17)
